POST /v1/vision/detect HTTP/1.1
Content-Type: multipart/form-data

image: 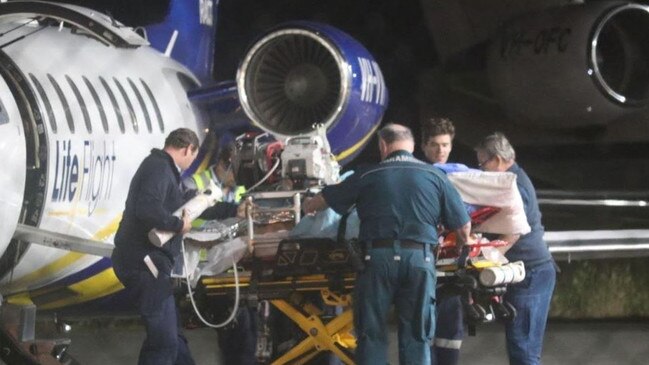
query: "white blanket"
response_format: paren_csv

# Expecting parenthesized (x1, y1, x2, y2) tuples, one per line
(447, 171, 531, 235)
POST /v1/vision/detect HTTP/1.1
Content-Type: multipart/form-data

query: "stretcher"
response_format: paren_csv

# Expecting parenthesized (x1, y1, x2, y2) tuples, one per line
(197, 219, 521, 364)
(185, 187, 525, 364)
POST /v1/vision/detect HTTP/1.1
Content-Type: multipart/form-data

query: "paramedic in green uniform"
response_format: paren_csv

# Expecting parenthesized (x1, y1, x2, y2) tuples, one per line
(304, 123, 472, 365)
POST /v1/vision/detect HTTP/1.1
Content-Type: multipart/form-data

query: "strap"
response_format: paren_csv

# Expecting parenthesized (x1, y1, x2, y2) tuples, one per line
(337, 211, 350, 244)
(337, 210, 365, 271)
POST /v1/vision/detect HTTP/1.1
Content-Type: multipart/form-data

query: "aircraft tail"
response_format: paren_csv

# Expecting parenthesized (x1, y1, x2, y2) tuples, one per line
(145, 0, 217, 84)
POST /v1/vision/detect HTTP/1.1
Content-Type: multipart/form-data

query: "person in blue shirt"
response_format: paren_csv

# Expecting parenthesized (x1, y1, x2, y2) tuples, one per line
(421, 117, 455, 166)
(475, 132, 556, 365)
(421, 117, 466, 365)
(304, 123, 472, 365)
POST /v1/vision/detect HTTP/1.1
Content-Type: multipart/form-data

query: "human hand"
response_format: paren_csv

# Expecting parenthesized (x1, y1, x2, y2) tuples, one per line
(467, 233, 479, 246)
(455, 233, 478, 254)
(181, 209, 192, 234)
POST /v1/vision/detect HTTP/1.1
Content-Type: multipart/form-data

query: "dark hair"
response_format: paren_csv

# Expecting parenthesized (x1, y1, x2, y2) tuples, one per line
(378, 123, 414, 144)
(164, 128, 199, 151)
(421, 117, 455, 144)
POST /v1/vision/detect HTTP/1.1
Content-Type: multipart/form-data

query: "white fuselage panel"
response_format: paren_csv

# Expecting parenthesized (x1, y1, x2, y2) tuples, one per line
(0, 22, 205, 293)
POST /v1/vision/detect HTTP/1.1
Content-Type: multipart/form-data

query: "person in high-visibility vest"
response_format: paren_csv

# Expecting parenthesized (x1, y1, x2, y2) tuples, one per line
(183, 166, 246, 230)
(184, 144, 246, 203)
(184, 149, 259, 365)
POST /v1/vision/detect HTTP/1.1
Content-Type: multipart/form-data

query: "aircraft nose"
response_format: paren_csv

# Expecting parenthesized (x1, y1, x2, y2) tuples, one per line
(0, 115, 26, 257)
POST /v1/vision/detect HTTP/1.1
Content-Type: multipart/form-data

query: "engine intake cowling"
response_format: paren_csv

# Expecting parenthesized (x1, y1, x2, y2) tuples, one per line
(237, 22, 388, 164)
(488, 2, 649, 127)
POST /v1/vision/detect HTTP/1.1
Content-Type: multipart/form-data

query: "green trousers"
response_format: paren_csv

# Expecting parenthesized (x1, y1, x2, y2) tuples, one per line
(353, 243, 436, 365)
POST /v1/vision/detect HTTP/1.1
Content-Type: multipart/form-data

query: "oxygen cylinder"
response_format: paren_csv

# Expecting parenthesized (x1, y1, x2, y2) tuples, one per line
(479, 261, 526, 287)
(148, 181, 223, 247)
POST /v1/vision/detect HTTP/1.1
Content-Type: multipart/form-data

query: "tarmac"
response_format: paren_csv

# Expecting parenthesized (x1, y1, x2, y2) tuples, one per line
(57, 318, 649, 364)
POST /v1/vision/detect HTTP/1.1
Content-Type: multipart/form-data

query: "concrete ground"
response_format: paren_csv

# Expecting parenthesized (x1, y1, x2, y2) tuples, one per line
(57, 319, 649, 364)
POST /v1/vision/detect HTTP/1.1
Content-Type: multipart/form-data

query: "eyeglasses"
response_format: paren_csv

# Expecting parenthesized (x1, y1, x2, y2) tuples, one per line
(478, 156, 494, 169)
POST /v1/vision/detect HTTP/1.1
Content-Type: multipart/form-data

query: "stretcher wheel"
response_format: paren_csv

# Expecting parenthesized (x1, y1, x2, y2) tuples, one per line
(464, 302, 488, 323)
(504, 301, 517, 321)
(493, 301, 513, 320)
(456, 272, 478, 290)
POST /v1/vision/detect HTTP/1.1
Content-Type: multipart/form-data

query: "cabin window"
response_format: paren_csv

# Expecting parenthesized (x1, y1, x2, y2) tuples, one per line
(127, 77, 152, 133)
(83, 76, 108, 133)
(66, 75, 91, 133)
(140, 79, 164, 133)
(47, 74, 74, 133)
(99, 77, 125, 134)
(113, 77, 138, 133)
(29, 74, 57, 134)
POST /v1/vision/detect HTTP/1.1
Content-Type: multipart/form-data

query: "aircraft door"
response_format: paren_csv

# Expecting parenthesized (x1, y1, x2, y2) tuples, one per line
(0, 51, 47, 280)
(0, 72, 26, 261)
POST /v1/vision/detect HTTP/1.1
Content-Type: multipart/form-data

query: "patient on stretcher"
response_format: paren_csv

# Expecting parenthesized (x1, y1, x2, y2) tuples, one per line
(184, 164, 530, 284)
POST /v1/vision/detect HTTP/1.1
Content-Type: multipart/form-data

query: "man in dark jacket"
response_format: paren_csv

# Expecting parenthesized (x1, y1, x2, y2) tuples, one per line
(112, 128, 238, 365)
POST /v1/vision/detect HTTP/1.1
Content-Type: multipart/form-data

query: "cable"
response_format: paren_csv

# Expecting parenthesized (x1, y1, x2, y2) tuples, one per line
(246, 157, 281, 193)
(181, 239, 241, 328)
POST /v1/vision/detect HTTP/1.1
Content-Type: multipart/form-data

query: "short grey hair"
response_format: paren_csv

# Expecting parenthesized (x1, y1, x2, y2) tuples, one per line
(475, 132, 516, 161)
(378, 123, 414, 144)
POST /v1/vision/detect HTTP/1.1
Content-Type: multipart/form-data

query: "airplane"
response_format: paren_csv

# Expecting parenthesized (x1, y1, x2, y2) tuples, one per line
(0, 0, 648, 363)
(0, 0, 388, 362)
(200, 0, 649, 253)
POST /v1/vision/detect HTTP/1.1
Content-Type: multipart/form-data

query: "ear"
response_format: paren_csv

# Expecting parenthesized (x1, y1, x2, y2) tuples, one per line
(494, 155, 507, 171)
(379, 139, 387, 154)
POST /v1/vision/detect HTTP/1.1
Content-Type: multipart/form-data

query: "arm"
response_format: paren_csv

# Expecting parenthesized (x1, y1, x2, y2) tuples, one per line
(497, 172, 530, 253)
(439, 175, 472, 249)
(453, 221, 472, 250)
(497, 233, 521, 254)
(201, 202, 239, 220)
(304, 172, 360, 215)
(135, 168, 184, 233)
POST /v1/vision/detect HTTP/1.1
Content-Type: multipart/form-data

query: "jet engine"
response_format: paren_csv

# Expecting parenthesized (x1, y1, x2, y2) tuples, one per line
(237, 22, 388, 164)
(488, 2, 649, 128)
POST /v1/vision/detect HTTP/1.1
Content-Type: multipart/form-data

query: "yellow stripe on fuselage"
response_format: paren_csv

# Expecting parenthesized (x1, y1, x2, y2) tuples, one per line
(12, 139, 215, 308)
(6, 214, 123, 307)
(41, 268, 124, 310)
(197, 153, 211, 173)
(7, 251, 87, 292)
(334, 123, 380, 162)
(196, 137, 217, 173)
(7, 267, 125, 309)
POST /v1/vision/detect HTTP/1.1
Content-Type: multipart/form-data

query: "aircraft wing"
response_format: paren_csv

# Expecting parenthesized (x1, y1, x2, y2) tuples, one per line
(547, 230, 649, 261)
(13, 221, 649, 262)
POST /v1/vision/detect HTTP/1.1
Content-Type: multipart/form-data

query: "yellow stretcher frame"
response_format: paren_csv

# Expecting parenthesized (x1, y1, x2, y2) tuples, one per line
(270, 291, 355, 365)
(202, 273, 357, 364)
(200, 259, 505, 364)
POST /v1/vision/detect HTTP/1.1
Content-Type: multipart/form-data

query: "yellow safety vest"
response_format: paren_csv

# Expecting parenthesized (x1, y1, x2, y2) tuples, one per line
(192, 169, 215, 191)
